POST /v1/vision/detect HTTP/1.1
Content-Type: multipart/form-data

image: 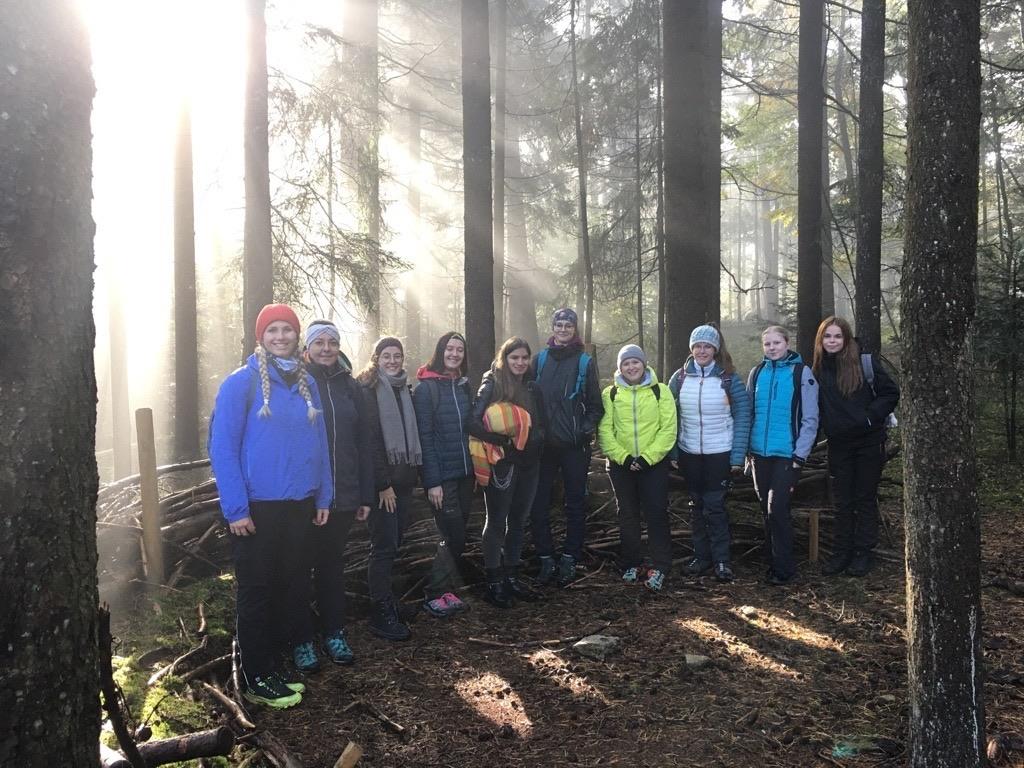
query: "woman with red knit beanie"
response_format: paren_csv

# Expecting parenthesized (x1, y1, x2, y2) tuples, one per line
(208, 303, 333, 710)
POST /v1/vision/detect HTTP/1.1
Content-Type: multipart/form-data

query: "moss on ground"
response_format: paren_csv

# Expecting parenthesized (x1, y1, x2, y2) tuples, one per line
(105, 574, 237, 766)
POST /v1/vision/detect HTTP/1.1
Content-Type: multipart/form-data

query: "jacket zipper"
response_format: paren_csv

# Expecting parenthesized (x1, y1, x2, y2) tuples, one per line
(325, 376, 337, 480)
(452, 378, 469, 475)
(631, 387, 640, 459)
(697, 371, 705, 453)
(763, 362, 777, 453)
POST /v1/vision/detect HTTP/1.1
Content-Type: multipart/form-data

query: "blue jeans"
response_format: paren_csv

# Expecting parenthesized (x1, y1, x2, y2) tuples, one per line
(529, 444, 589, 559)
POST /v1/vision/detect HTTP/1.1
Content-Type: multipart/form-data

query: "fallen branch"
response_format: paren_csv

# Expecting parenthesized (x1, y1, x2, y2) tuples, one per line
(99, 606, 146, 768)
(147, 636, 209, 686)
(343, 699, 406, 737)
(178, 654, 231, 683)
(333, 741, 363, 768)
(254, 730, 304, 768)
(199, 681, 256, 730)
(988, 733, 1024, 763)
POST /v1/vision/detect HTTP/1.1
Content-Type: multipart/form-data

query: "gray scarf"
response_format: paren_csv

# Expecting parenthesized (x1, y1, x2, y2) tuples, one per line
(375, 369, 422, 466)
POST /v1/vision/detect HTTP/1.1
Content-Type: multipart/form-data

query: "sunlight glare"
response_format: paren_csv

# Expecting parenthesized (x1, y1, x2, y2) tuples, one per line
(454, 671, 533, 736)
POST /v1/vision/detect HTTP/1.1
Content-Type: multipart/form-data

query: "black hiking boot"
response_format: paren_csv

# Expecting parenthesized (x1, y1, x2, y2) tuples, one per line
(505, 568, 540, 602)
(484, 571, 515, 609)
(821, 550, 853, 576)
(846, 550, 875, 577)
(369, 597, 411, 641)
(556, 554, 577, 588)
(536, 556, 557, 586)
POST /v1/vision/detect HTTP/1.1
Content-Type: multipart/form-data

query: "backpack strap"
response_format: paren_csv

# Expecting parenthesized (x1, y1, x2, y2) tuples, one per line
(611, 382, 660, 403)
(790, 362, 805, 443)
(568, 352, 591, 400)
(536, 348, 549, 378)
(720, 373, 733, 405)
(861, 353, 877, 396)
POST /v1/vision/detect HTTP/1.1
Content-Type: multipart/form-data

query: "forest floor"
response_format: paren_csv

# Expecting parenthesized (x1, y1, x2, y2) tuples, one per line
(107, 448, 1024, 768)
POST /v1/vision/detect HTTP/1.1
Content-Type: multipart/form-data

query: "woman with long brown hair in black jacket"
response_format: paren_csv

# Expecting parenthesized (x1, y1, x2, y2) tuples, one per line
(812, 316, 899, 577)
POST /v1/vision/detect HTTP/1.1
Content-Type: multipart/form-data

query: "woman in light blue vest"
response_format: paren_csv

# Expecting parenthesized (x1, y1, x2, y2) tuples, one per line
(746, 325, 819, 585)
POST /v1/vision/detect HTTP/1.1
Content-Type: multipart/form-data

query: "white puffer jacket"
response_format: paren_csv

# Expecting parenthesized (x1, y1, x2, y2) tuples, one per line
(677, 364, 733, 456)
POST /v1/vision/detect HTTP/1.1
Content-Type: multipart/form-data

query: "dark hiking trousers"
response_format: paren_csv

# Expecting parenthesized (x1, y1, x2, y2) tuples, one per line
(233, 498, 313, 679)
(828, 440, 885, 554)
(295, 507, 356, 641)
(608, 459, 672, 573)
(751, 456, 800, 579)
(679, 451, 733, 565)
(482, 461, 541, 571)
(426, 476, 475, 599)
(529, 444, 589, 560)
(367, 486, 413, 601)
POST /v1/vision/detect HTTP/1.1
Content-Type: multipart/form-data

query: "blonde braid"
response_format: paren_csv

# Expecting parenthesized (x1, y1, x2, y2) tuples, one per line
(296, 359, 321, 425)
(255, 345, 273, 418)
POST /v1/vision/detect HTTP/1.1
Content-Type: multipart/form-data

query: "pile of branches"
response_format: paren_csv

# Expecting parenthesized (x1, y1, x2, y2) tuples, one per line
(94, 441, 886, 605)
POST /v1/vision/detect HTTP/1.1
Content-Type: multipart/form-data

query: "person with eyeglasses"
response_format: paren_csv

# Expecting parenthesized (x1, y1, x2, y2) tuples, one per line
(528, 308, 604, 587)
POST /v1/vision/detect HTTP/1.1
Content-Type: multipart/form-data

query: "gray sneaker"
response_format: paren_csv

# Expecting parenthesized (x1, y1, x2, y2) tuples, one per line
(536, 555, 557, 586)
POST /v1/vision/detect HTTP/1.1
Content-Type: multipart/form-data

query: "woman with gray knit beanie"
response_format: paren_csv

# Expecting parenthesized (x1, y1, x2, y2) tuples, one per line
(667, 323, 751, 583)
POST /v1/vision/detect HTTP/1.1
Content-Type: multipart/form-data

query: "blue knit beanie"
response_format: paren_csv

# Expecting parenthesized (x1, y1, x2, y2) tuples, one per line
(689, 324, 721, 351)
(617, 344, 647, 369)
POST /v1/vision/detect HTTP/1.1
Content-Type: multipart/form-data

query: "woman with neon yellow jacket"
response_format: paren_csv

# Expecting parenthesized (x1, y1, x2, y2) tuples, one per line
(598, 344, 678, 591)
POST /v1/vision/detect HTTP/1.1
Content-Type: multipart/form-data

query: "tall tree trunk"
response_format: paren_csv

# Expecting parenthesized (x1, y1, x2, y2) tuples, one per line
(107, 269, 132, 479)
(406, 97, 423, 362)
(570, 0, 594, 342)
(174, 99, 200, 460)
(797, 0, 824, 360)
(0, 3, 100, 763)
(634, 1, 645, 349)
(655, 22, 667, 378)
(993, 120, 1018, 459)
(344, 0, 381, 342)
(763, 198, 779, 321)
(243, 0, 273, 359)
(855, 0, 886, 352)
(662, 0, 722, 369)
(736, 192, 745, 321)
(461, 0, 494, 385)
(505, 117, 540, 351)
(492, 0, 507, 342)
(902, 1, 984, 765)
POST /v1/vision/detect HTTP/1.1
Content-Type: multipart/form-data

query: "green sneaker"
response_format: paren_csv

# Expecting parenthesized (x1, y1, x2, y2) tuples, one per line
(243, 674, 301, 709)
(272, 667, 305, 694)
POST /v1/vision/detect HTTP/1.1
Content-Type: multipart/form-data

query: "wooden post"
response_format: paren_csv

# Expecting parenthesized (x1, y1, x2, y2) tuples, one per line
(808, 508, 819, 563)
(136, 408, 164, 583)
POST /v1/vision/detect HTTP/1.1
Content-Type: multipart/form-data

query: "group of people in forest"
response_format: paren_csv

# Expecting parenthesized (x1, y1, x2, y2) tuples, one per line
(209, 304, 899, 710)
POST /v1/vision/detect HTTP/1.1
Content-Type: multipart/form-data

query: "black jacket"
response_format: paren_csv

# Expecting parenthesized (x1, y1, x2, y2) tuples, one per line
(307, 361, 376, 510)
(359, 380, 420, 493)
(469, 369, 546, 466)
(817, 352, 900, 447)
(531, 342, 603, 448)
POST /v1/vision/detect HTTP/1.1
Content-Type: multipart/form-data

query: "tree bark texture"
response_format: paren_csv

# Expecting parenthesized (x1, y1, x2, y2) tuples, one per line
(902, 1, 984, 765)
(344, 0, 381, 343)
(570, 0, 594, 343)
(797, 0, 824, 360)
(505, 117, 540, 352)
(492, 0, 507, 342)
(662, 0, 722, 369)
(854, 0, 886, 352)
(243, 0, 273, 358)
(0, 3, 101, 764)
(174, 99, 200, 460)
(461, 0, 494, 385)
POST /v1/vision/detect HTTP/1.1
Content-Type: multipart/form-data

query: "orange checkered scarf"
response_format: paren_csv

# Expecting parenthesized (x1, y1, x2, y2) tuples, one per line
(468, 402, 532, 486)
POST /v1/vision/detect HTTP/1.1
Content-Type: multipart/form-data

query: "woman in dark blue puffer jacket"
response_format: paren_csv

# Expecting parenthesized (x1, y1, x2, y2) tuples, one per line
(413, 331, 474, 618)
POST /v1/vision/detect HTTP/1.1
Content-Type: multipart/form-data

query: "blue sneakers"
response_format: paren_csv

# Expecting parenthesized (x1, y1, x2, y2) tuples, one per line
(292, 641, 320, 674)
(323, 629, 355, 665)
